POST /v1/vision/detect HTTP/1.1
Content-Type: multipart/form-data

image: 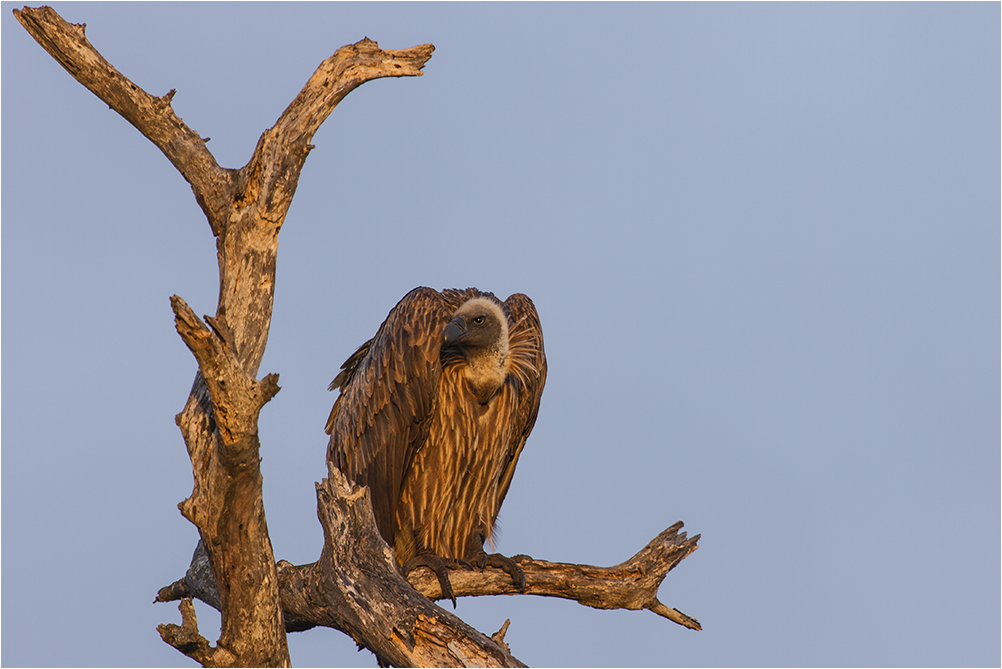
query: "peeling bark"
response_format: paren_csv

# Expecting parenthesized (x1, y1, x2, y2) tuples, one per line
(159, 465, 701, 643)
(18, 5, 699, 667)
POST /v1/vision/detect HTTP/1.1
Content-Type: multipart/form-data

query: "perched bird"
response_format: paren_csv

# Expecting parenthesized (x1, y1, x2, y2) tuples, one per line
(326, 287, 546, 605)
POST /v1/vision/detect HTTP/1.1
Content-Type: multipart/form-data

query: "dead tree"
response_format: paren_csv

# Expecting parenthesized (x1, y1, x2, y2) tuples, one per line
(14, 6, 700, 667)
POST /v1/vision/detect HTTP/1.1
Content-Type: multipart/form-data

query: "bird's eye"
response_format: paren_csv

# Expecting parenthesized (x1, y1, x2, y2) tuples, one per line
(473, 316, 485, 325)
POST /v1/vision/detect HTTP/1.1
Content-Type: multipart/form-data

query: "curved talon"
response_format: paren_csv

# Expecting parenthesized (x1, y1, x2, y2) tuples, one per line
(402, 554, 470, 608)
(477, 552, 527, 591)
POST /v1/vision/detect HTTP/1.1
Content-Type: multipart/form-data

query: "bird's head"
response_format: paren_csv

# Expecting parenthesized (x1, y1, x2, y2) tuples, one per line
(443, 297, 509, 360)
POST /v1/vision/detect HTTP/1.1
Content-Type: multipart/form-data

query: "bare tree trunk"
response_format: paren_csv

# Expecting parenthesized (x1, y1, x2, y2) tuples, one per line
(15, 6, 699, 667)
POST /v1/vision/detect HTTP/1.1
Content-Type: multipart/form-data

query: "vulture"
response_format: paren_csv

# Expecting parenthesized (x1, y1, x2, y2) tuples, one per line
(325, 287, 547, 605)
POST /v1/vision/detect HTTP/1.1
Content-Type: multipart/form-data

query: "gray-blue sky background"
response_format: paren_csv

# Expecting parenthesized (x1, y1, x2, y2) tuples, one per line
(2, 2, 999, 667)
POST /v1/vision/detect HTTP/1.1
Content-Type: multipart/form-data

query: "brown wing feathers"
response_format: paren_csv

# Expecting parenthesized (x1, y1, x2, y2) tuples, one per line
(326, 287, 451, 543)
(497, 293, 547, 511)
(326, 286, 546, 562)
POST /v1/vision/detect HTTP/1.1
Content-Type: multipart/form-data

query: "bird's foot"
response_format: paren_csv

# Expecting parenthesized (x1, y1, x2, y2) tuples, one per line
(401, 553, 472, 608)
(471, 551, 526, 592)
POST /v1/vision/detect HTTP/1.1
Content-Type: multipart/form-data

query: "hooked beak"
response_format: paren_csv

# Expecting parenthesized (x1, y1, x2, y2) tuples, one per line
(443, 317, 466, 346)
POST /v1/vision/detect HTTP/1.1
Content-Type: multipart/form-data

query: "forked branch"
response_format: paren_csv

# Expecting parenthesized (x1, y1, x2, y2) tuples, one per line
(15, 6, 433, 666)
(12, 5, 433, 235)
(20, 5, 700, 666)
(160, 462, 701, 649)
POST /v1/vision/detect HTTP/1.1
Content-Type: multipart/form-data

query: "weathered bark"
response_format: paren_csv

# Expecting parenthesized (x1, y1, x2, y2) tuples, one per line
(11, 6, 234, 225)
(160, 464, 699, 663)
(14, 5, 433, 666)
(18, 5, 700, 667)
(161, 470, 701, 638)
(281, 466, 528, 667)
(403, 524, 702, 630)
(166, 299, 288, 667)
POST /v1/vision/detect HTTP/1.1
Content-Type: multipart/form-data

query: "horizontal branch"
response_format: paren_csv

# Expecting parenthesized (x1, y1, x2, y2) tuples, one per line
(13, 5, 235, 227)
(405, 524, 701, 630)
(159, 464, 701, 665)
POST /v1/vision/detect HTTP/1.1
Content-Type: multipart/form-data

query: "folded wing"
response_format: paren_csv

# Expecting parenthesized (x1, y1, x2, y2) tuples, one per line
(326, 286, 453, 544)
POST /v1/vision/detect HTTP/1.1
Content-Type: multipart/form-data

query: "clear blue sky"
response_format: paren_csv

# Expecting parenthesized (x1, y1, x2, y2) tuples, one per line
(3, 2, 999, 667)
